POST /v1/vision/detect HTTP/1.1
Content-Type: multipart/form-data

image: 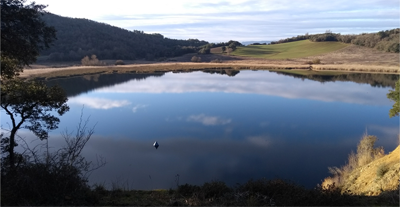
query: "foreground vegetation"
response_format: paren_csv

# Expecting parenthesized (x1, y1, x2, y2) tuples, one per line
(88, 178, 398, 206)
(322, 134, 399, 199)
(232, 40, 348, 59)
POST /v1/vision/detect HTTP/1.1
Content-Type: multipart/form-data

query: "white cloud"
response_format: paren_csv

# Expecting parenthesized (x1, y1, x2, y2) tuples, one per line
(187, 114, 232, 126)
(68, 96, 131, 109)
(33, 0, 399, 42)
(132, 104, 148, 113)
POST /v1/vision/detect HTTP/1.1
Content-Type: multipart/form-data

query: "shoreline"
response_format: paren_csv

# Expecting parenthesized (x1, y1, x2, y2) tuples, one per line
(20, 61, 400, 80)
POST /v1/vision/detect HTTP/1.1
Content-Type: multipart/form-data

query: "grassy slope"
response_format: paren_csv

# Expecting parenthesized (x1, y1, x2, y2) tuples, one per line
(232, 40, 348, 59)
(340, 145, 400, 195)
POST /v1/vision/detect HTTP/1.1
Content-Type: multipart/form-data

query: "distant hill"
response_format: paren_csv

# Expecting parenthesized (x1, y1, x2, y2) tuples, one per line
(270, 29, 399, 53)
(241, 41, 271, 46)
(40, 13, 209, 61)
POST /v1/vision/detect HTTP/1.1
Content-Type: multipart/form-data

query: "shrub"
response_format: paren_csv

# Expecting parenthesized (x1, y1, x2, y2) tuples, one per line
(115, 60, 125, 65)
(312, 58, 321, 64)
(357, 135, 383, 166)
(305, 60, 313, 64)
(326, 134, 385, 188)
(81, 55, 106, 66)
(201, 181, 231, 199)
(376, 163, 389, 178)
(305, 59, 321, 65)
(210, 59, 222, 63)
(177, 183, 201, 197)
(191, 56, 201, 62)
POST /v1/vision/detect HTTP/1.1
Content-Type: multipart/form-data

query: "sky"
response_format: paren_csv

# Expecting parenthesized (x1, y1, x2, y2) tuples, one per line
(32, 0, 399, 42)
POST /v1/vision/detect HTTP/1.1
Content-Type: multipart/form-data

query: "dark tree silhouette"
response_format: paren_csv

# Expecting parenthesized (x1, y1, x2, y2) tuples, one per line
(1, 0, 56, 79)
(1, 79, 69, 168)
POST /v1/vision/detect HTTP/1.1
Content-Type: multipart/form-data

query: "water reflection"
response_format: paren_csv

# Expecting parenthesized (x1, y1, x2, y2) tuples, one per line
(91, 71, 393, 105)
(47, 73, 164, 97)
(6, 70, 398, 190)
(46, 70, 398, 98)
(272, 71, 398, 88)
(24, 133, 355, 190)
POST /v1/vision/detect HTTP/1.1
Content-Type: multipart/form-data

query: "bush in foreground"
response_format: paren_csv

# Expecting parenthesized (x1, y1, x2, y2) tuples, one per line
(94, 178, 399, 206)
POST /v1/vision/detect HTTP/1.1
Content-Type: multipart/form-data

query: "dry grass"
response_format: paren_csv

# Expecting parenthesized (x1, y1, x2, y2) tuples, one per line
(20, 61, 399, 80)
(322, 134, 400, 196)
(298, 44, 400, 67)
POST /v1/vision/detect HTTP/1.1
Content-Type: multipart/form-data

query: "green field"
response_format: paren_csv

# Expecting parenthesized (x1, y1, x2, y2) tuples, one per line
(232, 40, 348, 59)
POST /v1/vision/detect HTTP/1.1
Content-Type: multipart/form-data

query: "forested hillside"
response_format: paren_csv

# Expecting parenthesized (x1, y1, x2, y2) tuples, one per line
(270, 29, 399, 53)
(40, 13, 209, 61)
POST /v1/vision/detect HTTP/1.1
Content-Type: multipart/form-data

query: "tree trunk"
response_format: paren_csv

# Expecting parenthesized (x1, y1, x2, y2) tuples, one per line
(9, 128, 17, 169)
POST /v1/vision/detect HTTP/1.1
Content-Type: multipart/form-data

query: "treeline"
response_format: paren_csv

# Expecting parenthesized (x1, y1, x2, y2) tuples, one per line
(46, 73, 164, 97)
(270, 29, 399, 53)
(198, 40, 243, 54)
(273, 71, 399, 88)
(40, 13, 209, 61)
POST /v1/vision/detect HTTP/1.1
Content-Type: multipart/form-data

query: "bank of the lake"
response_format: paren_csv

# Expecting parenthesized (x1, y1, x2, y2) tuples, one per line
(20, 61, 399, 80)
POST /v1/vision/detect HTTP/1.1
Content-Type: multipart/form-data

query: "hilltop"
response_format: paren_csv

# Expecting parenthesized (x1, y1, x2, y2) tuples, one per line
(39, 13, 209, 61)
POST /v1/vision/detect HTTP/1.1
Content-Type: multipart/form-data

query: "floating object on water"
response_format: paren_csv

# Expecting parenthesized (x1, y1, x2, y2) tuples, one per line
(153, 141, 159, 149)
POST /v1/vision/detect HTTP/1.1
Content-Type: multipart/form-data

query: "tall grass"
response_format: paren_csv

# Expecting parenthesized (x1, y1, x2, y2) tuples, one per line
(324, 134, 384, 189)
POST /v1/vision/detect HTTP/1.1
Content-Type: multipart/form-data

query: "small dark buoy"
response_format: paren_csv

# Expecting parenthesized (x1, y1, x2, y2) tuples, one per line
(153, 141, 159, 149)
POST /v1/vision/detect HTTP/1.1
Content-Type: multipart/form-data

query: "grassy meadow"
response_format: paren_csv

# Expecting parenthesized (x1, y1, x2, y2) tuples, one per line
(232, 40, 348, 59)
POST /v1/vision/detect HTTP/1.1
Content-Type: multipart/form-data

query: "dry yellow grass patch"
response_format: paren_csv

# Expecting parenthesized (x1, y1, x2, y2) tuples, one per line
(341, 145, 399, 195)
(20, 60, 399, 80)
(323, 145, 399, 196)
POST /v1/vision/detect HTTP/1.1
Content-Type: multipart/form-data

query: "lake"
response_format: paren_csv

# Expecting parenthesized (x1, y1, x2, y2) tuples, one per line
(2, 70, 398, 190)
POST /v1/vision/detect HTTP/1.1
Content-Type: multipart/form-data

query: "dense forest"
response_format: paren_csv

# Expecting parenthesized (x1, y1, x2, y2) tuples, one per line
(40, 13, 209, 61)
(270, 29, 400, 53)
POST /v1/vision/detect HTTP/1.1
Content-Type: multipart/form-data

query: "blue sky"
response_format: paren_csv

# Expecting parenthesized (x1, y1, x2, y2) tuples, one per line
(34, 0, 399, 42)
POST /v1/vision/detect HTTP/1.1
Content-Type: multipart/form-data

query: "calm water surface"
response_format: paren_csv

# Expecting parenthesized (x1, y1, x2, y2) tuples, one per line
(2, 70, 398, 189)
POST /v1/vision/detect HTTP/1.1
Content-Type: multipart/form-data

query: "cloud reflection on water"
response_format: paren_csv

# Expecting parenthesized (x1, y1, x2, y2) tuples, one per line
(187, 114, 232, 126)
(69, 96, 131, 109)
(95, 71, 391, 106)
(132, 104, 148, 113)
